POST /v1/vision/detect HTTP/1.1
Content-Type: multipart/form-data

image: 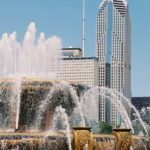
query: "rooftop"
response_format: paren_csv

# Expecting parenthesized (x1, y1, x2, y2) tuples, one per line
(62, 47, 82, 51)
(63, 57, 98, 61)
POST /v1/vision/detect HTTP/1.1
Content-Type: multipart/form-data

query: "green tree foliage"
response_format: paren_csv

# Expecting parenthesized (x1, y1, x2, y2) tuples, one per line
(100, 122, 112, 134)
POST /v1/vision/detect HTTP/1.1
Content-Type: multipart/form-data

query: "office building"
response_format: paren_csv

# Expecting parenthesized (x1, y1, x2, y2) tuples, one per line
(60, 48, 99, 87)
(96, 0, 131, 125)
(59, 48, 99, 121)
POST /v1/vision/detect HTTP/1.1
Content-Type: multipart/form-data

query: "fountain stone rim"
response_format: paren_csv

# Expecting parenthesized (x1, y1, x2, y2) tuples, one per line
(72, 127, 91, 131)
(113, 128, 132, 132)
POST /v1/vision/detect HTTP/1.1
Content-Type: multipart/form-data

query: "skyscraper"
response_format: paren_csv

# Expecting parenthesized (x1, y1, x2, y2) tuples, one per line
(96, 0, 131, 125)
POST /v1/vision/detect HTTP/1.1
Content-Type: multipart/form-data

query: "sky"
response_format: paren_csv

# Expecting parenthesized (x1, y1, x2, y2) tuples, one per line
(0, 0, 149, 97)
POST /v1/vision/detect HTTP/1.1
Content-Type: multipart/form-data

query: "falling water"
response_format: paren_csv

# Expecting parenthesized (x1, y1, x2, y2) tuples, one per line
(62, 82, 85, 126)
(0, 81, 12, 129)
(74, 98, 85, 126)
(35, 82, 85, 129)
(35, 88, 53, 130)
(112, 89, 149, 136)
(133, 137, 148, 150)
(14, 78, 22, 130)
(82, 86, 149, 135)
(51, 106, 72, 150)
(102, 87, 133, 129)
(81, 86, 133, 130)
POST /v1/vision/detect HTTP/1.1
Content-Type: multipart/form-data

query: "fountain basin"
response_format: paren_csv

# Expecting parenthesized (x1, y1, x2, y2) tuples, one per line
(0, 132, 69, 150)
(113, 128, 132, 132)
(72, 127, 91, 131)
(0, 78, 84, 130)
(0, 131, 149, 150)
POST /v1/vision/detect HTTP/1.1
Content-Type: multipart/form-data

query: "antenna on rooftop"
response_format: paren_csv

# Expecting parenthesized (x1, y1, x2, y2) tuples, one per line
(82, 0, 85, 57)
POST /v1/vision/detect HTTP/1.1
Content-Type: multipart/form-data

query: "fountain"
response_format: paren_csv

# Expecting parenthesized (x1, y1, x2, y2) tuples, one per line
(73, 127, 93, 150)
(0, 22, 149, 150)
(112, 129, 132, 150)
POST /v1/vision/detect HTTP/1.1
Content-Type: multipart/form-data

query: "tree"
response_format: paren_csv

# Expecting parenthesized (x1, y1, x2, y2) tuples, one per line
(100, 122, 112, 134)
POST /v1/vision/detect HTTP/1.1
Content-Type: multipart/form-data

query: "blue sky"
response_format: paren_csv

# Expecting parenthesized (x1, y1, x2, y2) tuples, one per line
(0, 0, 149, 96)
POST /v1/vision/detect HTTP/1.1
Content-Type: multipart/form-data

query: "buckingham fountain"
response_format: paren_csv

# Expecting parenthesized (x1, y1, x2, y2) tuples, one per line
(0, 23, 149, 150)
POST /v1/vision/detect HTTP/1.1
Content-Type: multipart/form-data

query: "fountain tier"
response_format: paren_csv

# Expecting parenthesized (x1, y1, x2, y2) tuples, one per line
(0, 78, 82, 131)
(0, 130, 149, 150)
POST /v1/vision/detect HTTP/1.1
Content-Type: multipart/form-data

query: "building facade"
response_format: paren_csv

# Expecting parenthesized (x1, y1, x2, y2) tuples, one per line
(60, 56, 99, 88)
(96, 0, 131, 125)
(59, 48, 99, 121)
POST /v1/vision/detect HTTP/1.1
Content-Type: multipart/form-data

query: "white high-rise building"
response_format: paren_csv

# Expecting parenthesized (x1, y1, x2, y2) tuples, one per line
(60, 48, 99, 87)
(96, 0, 131, 125)
(59, 48, 99, 122)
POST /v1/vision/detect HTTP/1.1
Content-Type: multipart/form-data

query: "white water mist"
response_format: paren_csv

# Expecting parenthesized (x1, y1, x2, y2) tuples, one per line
(0, 22, 62, 79)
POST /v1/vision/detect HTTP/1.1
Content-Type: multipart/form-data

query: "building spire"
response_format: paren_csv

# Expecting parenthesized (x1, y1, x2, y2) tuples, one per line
(82, 0, 85, 57)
